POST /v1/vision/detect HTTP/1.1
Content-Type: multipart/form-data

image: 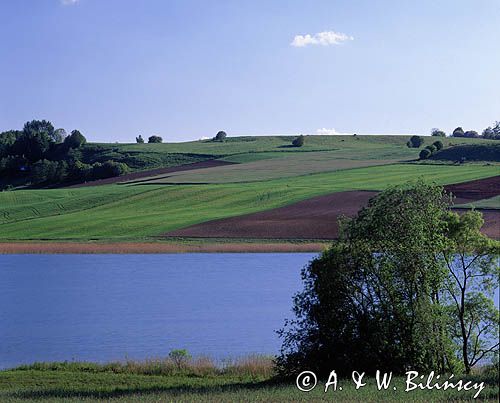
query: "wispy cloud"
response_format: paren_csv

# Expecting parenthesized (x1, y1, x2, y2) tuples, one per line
(291, 31, 353, 47)
(61, 0, 79, 5)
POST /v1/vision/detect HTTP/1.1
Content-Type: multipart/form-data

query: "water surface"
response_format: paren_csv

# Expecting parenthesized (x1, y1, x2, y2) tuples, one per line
(0, 253, 315, 369)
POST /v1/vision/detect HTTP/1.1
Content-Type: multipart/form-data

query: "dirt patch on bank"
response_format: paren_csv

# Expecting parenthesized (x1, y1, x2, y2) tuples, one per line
(67, 160, 235, 188)
(166, 176, 500, 240)
(0, 242, 327, 254)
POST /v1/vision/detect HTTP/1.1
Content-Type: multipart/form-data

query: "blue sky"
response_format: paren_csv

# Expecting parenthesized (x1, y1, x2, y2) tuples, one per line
(1, 0, 498, 142)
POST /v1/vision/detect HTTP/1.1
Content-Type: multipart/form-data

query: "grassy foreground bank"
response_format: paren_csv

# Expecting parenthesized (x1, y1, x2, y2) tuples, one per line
(1, 359, 498, 402)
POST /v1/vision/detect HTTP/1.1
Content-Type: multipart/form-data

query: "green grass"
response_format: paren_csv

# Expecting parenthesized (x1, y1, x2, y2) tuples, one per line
(455, 195, 500, 210)
(0, 164, 497, 241)
(0, 367, 497, 402)
(132, 152, 400, 184)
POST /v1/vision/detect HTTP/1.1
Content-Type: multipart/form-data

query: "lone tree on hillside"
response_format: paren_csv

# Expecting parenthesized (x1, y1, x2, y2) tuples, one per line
(148, 135, 163, 143)
(452, 127, 465, 137)
(136, 135, 144, 143)
(214, 131, 227, 142)
(431, 128, 446, 137)
(292, 135, 305, 147)
(406, 135, 424, 148)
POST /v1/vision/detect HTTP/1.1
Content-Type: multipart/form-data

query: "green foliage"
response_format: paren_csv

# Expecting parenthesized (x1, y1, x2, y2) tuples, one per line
(482, 122, 500, 140)
(13, 120, 55, 162)
(53, 128, 67, 143)
(148, 135, 163, 143)
(425, 144, 437, 153)
(419, 149, 431, 159)
(168, 349, 191, 370)
(214, 131, 227, 142)
(278, 181, 453, 376)
(292, 135, 304, 147)
(464, 130, 479, 138)
(429, 144, 500, 162)
(407, 135, 424, 148)
(64, 130, 87, 149)
(442, 210, 500, 373)
(0, 130, 22, 158)
(431, 128, 446, 137)
(433, 140, 444, 150)
(136, 135, 145, 143)
(453, 127, 465, 137)
(278, 181, 499, 378)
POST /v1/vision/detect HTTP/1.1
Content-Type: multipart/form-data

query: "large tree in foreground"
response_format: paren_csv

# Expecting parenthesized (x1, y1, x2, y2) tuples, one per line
(277, 181, 499, 377)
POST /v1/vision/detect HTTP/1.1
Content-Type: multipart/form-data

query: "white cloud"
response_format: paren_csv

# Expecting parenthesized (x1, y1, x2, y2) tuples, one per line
(316, 128, 351, 135)
(61, 0, 79, 5)
(291, 31, 353, 47)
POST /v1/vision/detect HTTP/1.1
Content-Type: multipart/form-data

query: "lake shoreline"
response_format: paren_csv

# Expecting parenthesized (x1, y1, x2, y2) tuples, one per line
(0, 241, 328, 254)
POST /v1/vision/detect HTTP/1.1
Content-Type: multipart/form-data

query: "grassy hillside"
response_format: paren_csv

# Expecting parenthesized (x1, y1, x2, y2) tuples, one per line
(99, 135, 498, 164)
(0, 164, 497, 241)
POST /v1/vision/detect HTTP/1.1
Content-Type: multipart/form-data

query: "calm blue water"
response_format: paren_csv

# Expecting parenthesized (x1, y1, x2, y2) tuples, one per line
(0, 253, 316, 369)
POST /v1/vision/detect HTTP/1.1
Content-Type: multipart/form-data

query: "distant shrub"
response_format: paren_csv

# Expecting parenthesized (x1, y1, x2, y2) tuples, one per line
(463, 130, 479, 138)
(419, 149, 431, 159)
(214, 131, 227, 142)
(433, 140, 443, 151)
(292, 135, 305, 147)
(425, 144, 436, 153)
(136, 135, 144, 144)
(93, 160, 129, 179)
(168, 349, 191, 370)
(431, 128, 446, 137)
(148, 135, 163, 143)
(452, 127, 465, 137)
(407, 135, 424, 148)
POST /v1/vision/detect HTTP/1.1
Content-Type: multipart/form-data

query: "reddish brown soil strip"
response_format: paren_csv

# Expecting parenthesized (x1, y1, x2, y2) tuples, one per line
(0, 242, 327, 254)
(167, 191, 378, 240)
(444, 175, 500, 204)
(67, 160, 235, 188)
(166, 176, 500, 240)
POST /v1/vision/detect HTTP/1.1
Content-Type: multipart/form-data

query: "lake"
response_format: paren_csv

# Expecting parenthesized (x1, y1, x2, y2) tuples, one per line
(0, 253, 316, 369)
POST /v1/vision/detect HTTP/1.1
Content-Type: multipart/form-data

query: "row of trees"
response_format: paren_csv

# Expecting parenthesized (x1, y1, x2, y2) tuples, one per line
(0, 120, 128, 186)
(136, 135, 163, 143)
(278, 182, 499, 377)
(432, 121, 500, 139)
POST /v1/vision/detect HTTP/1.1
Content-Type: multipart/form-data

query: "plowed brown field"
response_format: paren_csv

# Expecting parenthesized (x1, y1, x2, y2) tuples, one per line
(166, 176, 500, 240)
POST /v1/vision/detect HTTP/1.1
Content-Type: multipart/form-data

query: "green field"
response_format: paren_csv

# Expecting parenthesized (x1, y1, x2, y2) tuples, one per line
(455, 195, 500, 209)
(101, 135, 497, 163)
(1, 364, 497, 402)
(0, 163, 497, 241)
